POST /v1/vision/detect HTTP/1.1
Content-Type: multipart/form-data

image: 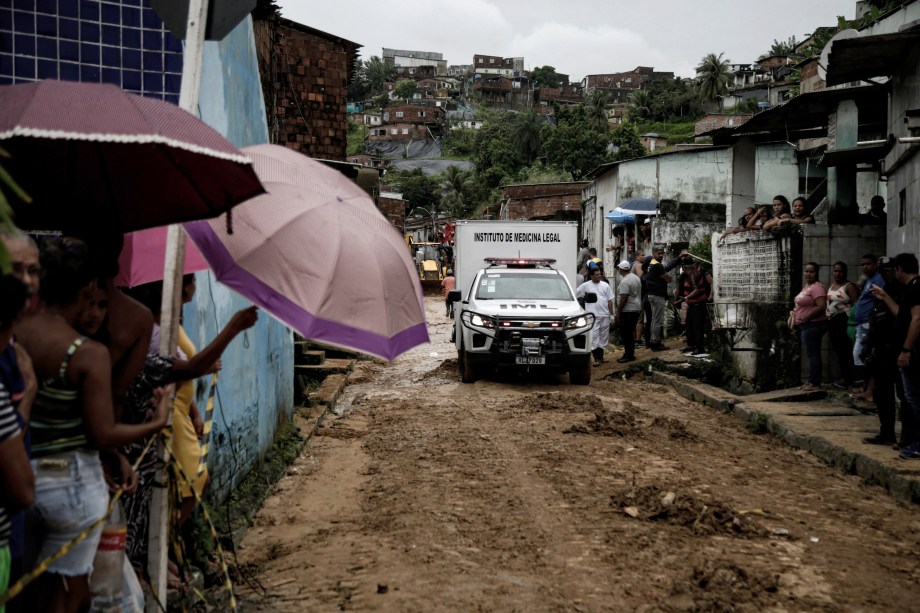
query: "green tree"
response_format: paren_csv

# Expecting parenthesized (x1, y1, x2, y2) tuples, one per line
(439, 165, 469, 216)
(629, 89, 651, 120)
(473, 110, 525, 187)
(530, 65, 561, 89)
(373, 94, 390, 109)
(397, 168, 440, 214)
(696, 52, 731, 110)
(541, 104, 610, 180)
(761, 35, 798, 58)
(610, 121, 647, 161)
(363, 56, 393, 96)
(587, 89, 610, 130)
(394, 79, 418, 102)
(511, 108, 544, 165)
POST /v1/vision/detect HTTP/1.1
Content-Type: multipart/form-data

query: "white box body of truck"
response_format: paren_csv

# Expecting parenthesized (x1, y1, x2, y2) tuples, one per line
(449, 220, 594, 384)
(453, 220, 579, 302)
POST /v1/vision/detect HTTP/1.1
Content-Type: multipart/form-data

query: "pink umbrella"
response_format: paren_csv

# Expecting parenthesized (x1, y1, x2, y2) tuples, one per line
(0, 80, 263, 233)
(184, 144, 429, 361)
(114, 227, 210, 288)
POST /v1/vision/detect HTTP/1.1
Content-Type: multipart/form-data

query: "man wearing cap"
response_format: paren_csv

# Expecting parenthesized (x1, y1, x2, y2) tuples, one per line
(614, 260, 642, 363)
(441, 269, 456, 318)
(577, 268, 614, 366)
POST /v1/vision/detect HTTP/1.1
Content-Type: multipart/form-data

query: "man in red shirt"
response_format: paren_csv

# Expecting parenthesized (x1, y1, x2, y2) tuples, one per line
(441, 269, 456, 318)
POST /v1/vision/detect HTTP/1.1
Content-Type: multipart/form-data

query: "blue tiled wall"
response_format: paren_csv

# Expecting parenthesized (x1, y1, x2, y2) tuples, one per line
(2, 1, 295, 504)
(0, 0, 183, 103)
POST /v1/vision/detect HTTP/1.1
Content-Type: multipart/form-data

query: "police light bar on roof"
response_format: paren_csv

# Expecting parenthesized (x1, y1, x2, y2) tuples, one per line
(484, 257, 557, 267)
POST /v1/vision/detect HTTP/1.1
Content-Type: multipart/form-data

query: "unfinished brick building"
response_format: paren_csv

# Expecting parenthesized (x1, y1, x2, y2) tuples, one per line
(500, 182, 590, 220)
(252, 9, 360, 160)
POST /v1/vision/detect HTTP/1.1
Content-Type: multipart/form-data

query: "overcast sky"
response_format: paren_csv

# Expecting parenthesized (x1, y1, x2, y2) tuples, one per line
(275, 1, 856, 80)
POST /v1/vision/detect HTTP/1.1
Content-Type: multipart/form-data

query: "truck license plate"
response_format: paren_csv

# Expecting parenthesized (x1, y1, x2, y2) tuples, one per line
(516, 356, 546, 365)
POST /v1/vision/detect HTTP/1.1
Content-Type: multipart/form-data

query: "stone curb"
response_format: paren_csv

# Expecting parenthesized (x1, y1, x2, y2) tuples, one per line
(307, 372, 349, 408)
(652, 371, 920, 504)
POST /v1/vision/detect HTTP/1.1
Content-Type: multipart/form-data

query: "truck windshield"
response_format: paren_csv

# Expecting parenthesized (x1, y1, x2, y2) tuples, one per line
(475, 272, 573, 300)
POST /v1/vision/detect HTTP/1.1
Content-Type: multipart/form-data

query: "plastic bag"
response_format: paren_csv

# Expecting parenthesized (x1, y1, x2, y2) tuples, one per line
(90, 500, 144, 612)
(90, 501, 127, 597)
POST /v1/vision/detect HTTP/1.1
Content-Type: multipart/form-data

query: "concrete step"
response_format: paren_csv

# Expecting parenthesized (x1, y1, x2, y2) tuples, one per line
(295, 358, 354, 376)
(297, 350, 326, 366)
(306, 373, 348, 408)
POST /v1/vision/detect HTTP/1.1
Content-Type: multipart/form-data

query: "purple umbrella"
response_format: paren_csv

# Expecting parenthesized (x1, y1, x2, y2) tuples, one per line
(184, 144, 429, 361)
(0, 80, 264, 233)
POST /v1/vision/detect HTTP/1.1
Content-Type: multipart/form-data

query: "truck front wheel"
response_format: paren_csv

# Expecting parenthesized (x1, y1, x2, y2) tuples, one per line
(569, 354, 592, 385)
(459, 346, 477, 383)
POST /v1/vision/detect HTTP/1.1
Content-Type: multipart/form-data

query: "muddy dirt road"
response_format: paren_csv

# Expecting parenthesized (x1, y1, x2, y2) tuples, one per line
(237, 296, 920, 612)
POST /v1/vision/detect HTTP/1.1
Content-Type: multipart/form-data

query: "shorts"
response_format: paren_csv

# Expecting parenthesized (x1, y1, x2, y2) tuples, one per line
(853, 322, 870, 367)
(30, 450, 108, 577)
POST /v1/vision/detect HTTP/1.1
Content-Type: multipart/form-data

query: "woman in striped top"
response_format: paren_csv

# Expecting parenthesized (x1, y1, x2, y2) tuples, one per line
(0, 274, 35, 606)
(14, 238, 170, 613)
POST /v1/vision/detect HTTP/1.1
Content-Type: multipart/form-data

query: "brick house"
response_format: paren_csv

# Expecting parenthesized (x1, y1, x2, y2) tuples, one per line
(472, 74, 514, 104)
(253, 13, 360, 160)
(382, 105, 445, 125)
(367, 123, 431, 141)
(474, 54, 524, 77)
(500, 182, 590, 220)
(694, 113, 753, 136)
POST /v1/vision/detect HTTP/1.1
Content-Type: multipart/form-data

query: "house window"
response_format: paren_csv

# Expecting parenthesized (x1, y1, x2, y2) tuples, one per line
(419, 111, 426, 117)
(396, 111, 404, 118)
(478, 58, 483, 64)
(899, 188, 907, 227)
(625, 77, 632, 83)
(402, 128, 409, 135)
(383, 112, 390, 121)
(391, 128, 398, 135)
(489, 58, 495, 64)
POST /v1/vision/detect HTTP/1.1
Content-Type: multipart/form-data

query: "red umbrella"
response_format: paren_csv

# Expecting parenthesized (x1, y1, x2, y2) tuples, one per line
(113, 227, 210, 288)
(0, 80, 264, 233)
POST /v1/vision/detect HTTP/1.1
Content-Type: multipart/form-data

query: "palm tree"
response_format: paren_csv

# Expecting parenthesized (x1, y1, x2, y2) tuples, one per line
(364, 56, 392, 96)
(440, 165, 469, 216)
(629, 89, 651, 120)
(511, 108, 544, 165)
(696, 52, 731, 109)
(586, 89, 610, 130)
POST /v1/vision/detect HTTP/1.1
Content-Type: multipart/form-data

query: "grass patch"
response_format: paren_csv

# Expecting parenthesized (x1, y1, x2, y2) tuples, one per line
(346, 122, 368, 156)
(747, 412, 772, 434)
(632, 119, 697, 144)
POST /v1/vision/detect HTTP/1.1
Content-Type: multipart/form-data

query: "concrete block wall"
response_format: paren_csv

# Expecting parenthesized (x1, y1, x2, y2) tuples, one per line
(754, 142, 798, 207)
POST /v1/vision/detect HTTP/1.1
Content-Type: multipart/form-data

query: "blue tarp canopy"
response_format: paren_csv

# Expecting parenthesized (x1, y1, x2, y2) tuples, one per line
(604, 211, 636, 224)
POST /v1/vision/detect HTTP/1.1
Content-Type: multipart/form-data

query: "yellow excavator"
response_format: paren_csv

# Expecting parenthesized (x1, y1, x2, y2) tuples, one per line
(410, 241, 448, 288)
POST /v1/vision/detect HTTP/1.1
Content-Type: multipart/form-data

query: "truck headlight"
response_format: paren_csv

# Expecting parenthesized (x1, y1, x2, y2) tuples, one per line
(565, 313, 594, 330)
(462, 311, 496, 330)
(470, 313, 496, 329)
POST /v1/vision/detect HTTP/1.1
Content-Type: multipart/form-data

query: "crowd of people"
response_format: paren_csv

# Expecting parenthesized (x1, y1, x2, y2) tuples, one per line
(576, 240, 713, 366)
(576, 226, 920, 464)
(0, 229, 257, 611)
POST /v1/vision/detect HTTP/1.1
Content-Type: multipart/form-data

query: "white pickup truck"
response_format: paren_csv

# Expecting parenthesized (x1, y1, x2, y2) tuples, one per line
(449, 257, 596, 384)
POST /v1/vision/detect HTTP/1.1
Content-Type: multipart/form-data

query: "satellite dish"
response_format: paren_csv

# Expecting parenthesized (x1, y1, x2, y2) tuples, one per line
(818, 29, 859, 81)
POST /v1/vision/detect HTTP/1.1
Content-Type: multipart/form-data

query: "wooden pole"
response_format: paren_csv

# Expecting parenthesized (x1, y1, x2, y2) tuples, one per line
(147, 0, 208, 609)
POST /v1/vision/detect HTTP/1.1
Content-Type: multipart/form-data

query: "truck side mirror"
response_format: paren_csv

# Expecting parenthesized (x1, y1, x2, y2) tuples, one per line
(447, 290, 461, 302)
(584, 292, 598, 304)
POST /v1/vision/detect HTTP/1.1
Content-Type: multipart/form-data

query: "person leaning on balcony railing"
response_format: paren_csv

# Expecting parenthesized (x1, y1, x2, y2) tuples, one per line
(719, 205, 770, 242)
(766, 196, 815, 229)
